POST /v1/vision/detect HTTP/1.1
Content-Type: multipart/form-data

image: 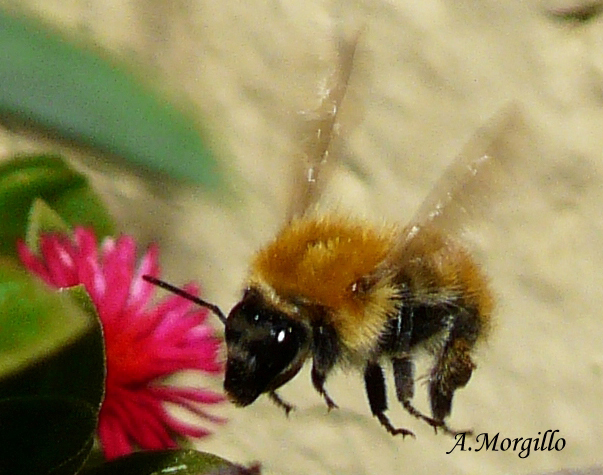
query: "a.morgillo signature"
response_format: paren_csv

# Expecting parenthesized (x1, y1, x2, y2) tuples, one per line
(446, 430, 566, 458)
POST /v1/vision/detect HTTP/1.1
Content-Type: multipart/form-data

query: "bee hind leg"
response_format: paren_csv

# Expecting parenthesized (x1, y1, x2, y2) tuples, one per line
(393, 356, 469, 436)
(428, 310, 480, 436)
(364, 361, 415, 438)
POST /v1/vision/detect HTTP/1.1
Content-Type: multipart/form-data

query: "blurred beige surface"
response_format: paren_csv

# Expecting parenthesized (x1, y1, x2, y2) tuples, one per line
(1, 0, 603, 474)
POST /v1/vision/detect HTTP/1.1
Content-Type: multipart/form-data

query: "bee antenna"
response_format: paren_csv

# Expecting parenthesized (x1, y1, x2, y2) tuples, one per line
(142, 275, 227, 325)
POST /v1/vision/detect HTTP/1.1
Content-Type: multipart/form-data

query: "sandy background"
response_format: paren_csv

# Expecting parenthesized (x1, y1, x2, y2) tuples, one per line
(1, 0, 603, 474)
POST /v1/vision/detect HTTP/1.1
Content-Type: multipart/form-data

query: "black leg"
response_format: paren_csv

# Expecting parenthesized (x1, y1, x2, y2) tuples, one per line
(311, 322, 340, 410)
(392, 356, 414, 401)
(364, 361, 414, 438)
(311, 366, 338, 410)
(393, 356, 467, 436)
(269, 391, 295, 415)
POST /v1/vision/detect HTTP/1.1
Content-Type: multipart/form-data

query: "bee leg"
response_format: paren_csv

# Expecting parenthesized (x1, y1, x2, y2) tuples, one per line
(311, 366, 338, 410)
(392, 356, 465, 436)
(269, 391, 295, 416)
(392, 356, 428, 422)
(364, 361, 415, 438)
(428, 311, 479, 435)
(311, 322, 340, 410)
(429, 339, 476, 422)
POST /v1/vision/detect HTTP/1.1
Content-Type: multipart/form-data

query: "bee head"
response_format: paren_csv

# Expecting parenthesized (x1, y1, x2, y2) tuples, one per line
(224, 290, 311, 406)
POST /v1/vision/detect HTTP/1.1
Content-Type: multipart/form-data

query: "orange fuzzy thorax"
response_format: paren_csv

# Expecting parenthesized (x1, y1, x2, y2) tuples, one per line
(251, 216, 394, 309)
(248, 216, 399, 348)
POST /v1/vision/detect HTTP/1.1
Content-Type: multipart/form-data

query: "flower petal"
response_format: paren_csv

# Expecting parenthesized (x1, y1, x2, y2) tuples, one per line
(125, 243, 160, 317)
(16, 240, 53, 285)
(99, 235, 136, 326)
(38, 234, 78, 287)
(98, 412, 132, 459)
(149, 386, 227, 424)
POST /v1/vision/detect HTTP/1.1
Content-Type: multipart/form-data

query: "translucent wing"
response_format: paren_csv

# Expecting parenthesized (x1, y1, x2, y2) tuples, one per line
(377, 104, 537, 274)
(410, 104, 533, 235)
(285, 33, 360, 222)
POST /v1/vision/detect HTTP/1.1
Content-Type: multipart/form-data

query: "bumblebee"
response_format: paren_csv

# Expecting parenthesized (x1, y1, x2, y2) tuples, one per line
(145, 37, 526, 437)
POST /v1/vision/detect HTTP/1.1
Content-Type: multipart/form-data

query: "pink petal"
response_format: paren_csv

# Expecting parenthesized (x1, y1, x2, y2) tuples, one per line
(162, 414, 212, 438)
(149, 386, 227, 423)
(168, 387, 227, 405)
(184, 321, 215, 341)
(100, 387, 139, 438)
(131, 391, 179, 449)
(132, 285, 193, 341)
(99, 235, 136, 326)
(98, 412, 132, 460)
(109, 389, 173, 450)
(152, 285, 200, 340)
(38, 234, 78, 287)
(125, 244, 160, 317)
(151, 345, 219, 371)
(16, 240, 53, 285)
(181, 329, 220, 349)
(73, 228, 98, 262)
(75, 252, 105, 307)
(154, 315, 201, 346)
(71, 228, 106, 304)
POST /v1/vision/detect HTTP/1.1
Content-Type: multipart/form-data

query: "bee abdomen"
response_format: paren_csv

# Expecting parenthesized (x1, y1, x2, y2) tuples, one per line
(378, 300, 484, 357)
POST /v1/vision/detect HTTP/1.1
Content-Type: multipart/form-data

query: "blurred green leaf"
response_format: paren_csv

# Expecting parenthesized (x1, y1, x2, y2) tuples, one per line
(0, 279, 105, 410)
(0, 266, 104, 474)
(0, 396, 97, 475)
(0, 12, 220, 188)
(82, 449, 260, 475)
(0, 258, 95, 383)
(0, 155, 114, 256)
(60, 285, 105, 409)
(25, 198, 71, 252)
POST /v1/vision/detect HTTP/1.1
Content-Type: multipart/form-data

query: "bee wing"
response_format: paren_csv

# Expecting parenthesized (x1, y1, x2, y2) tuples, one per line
(408, 104, 532, 235)
(378, 105, 537, 274)
(285, 33, 360, 222)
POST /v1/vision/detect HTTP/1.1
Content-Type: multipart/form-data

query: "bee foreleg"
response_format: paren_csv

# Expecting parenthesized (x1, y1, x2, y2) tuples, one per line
(269, 391, 295, 416)
(364, 361, 415, 438)
(311, 322, 340, 410)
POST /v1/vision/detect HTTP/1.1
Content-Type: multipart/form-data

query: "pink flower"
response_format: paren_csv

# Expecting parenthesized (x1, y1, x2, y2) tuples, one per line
(18, 227, 225, 459)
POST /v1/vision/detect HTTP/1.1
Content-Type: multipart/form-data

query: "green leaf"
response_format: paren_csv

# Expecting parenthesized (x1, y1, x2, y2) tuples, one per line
(0, 265, 105, 474)
(0, 155, 114, 256)
(0, 12, 220, 188)
(0, 280, 105, 411)
(81, 449, 260, 475)
(0, 396, 97, 475)
(0, 258, 95, 383)
(60, 285, 106, 410)
(25, 199, 71, 253)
